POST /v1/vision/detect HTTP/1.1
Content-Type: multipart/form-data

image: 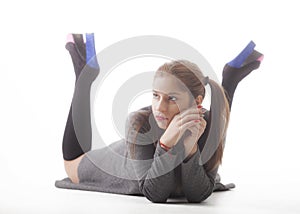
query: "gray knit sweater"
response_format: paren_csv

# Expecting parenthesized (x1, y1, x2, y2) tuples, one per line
(55, 105, 234, 203)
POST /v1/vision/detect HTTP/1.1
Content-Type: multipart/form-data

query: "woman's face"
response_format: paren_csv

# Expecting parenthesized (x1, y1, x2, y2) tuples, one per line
(152, 74, 195, 129)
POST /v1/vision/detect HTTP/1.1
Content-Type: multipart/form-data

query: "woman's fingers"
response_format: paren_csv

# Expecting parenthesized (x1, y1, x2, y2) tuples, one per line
(178, 106, 201, 118)
(199, 116, 207, 127)
(181, 116, 206, 134)
(162, 106, 207, 146)
(181, 118, 201, 131)
(176, 108, 197, 119)
(176, 107, 206, 124)
(178, 113, 201, 124)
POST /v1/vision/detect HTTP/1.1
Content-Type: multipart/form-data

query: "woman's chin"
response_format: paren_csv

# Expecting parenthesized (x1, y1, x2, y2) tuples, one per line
(156, 121, 168, 130)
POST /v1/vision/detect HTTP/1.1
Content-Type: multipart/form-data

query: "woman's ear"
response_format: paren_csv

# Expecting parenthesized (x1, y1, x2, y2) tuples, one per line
(195, 95, 203, 105)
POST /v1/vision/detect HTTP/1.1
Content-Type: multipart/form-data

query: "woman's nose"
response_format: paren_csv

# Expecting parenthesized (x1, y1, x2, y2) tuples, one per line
(156, 99, 168, 112)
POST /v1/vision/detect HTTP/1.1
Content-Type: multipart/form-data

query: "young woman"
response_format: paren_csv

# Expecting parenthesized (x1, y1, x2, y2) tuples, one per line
(56, 33, 263, 203)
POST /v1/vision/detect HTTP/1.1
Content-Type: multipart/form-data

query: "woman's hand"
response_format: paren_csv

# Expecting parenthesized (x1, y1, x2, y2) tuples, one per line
(160, 105, 205, 148)
(183, 114, 207, 158)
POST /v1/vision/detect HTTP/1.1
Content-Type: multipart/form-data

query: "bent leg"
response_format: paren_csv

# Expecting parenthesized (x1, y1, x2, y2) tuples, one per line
(62, 33, 99, 182)
(221, 41, 264, 110)
(64, 154, 85, 184)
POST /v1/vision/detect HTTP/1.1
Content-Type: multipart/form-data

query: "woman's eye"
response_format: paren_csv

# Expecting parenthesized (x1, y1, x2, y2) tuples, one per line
(152, 93, 159, 98)
(169, 96, 177, 101)
(152, 93, 177, 102)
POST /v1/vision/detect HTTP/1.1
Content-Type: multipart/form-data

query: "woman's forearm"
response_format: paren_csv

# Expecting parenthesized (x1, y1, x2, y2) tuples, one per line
(130, 141, 186, 203)
(183, 142, 198, 161)
(181, 149, 216, 203)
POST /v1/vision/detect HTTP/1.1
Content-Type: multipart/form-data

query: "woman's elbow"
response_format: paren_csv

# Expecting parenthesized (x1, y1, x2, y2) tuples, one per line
(186, 192, 212, 203)
(146, 195, 168, 203)
(139, 180, 171, 203)
(185, 184, 214, 203)
(186, 196, 207, 203)
(142, 188, 168, 203)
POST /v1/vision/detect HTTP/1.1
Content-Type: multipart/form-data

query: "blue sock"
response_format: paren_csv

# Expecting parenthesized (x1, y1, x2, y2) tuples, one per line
(86, 33, 99, 69)
(222, 41, 263, 109)
(227, 41, 256, 68)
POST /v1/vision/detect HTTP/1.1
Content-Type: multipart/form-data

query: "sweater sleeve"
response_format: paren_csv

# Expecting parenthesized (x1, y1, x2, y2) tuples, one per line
(125, 112, 186, 203)
(181, 144, 218, 203)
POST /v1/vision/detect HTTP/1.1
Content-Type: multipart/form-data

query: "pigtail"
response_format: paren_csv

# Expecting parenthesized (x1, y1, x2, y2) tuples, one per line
(201, 77, 230, 172)
(125, 109, 152, 160)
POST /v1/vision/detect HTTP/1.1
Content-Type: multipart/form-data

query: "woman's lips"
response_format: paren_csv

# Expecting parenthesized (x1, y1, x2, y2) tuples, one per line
(155, 116, 168, 121)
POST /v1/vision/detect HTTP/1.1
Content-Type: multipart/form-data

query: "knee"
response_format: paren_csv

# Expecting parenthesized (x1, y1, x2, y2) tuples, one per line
(64, 154, 85, 184)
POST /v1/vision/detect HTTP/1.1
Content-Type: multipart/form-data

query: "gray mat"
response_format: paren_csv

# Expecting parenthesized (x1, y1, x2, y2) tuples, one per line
(55, 175, 235, 195)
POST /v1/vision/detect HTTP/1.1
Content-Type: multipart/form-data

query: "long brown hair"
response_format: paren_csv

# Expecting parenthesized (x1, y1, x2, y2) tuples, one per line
(126, 60, 230, 172)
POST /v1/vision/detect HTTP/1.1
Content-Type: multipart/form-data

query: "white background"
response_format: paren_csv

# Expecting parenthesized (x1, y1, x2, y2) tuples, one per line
(0, 0, 300, 213)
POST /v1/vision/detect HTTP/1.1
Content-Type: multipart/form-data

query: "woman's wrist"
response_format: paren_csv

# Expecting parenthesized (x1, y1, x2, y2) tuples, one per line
(184, 141, 198, 157)
(159, 136, 175, 148)
(159, 140, 172, 151)
(183, 144, 198, 162)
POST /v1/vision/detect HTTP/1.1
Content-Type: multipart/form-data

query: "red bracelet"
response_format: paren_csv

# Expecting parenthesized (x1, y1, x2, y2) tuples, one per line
(159, 140, 171, 151)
